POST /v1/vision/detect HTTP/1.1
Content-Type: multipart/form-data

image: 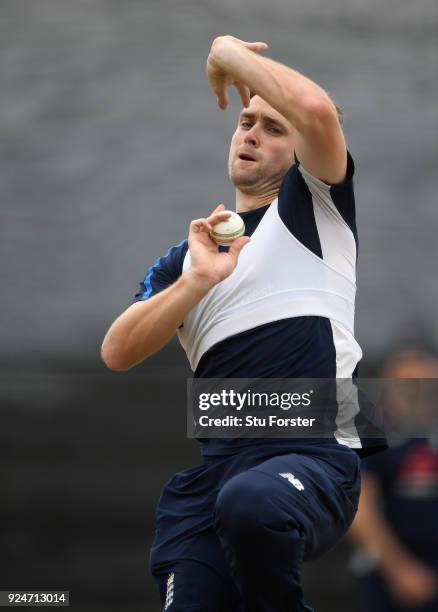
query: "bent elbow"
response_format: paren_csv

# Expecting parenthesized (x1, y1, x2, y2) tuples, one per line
(100, 342, 132, 372)
(295, 96, 338, 133)
(103, 357, 132, 372)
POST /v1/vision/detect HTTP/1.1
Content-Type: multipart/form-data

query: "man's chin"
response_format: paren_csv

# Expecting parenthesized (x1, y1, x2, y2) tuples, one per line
(230, 169, 262, 190)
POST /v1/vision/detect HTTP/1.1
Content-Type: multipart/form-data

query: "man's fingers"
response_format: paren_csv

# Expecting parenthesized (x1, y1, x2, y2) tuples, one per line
(211, 203, 225, 214)
(235, 82, 251, 108)
(190, 218, 213, 234)
(217, 88, 229, 110)
(242, 41, 269, 52)
(207, 210, 231, 225)
(191, 211, 231, 234)
(228, 235, 251, 258)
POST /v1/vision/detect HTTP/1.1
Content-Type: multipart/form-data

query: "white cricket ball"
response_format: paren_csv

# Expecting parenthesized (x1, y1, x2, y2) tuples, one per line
(210, 211, 245, 246)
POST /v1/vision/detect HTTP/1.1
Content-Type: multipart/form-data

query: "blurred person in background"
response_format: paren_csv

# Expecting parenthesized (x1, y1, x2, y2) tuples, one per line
(349, 342, 438, 612)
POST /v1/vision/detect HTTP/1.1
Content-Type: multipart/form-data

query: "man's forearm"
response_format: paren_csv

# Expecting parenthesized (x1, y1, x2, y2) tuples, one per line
(350, 500, 416, 576)
(349, 475, 419, 579)
(102, 206, 251, 371)
(101, 270, 214, 371)
(208, 36, 336, 132)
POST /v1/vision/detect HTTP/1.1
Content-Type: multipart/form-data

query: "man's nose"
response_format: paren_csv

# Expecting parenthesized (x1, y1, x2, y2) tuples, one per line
(244, 126, 260, 147)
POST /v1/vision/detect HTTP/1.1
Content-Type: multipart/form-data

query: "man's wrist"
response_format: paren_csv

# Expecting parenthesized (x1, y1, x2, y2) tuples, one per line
(209, 36, 244, 70)
(182, 268, 218, 297)
(379, 552, 416, 582)
(210, 35, 233, 56)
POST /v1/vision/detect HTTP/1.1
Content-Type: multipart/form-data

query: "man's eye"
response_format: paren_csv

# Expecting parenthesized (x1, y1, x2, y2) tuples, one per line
(241, 122, 252, 129)
(268, 126, 281, 134)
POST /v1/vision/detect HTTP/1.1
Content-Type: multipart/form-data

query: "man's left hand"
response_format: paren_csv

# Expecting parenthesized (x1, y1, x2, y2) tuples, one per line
(206, 36, 268, 110)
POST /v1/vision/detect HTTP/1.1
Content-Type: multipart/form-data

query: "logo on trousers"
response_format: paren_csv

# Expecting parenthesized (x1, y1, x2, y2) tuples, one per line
(164, 572, 174, 609)
(279, 472, 305, 491)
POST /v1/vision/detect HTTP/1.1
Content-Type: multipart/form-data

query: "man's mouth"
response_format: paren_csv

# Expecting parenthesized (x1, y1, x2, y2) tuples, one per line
(238, 153, 257, 162)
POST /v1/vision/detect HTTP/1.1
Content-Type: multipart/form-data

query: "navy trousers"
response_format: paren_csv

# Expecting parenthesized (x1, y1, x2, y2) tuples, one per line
(151, 442, 361, 611)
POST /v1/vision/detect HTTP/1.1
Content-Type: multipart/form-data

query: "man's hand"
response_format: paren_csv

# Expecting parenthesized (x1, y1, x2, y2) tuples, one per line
(187, 203, 250, 288)
(206, 35, 347, 184)
(384, 558, 438, 608)
(207, 36, 268, 110)
(101, 205, 249, 371)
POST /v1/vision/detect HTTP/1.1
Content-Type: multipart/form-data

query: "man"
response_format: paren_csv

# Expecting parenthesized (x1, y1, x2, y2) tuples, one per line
(349, 343, 438, 612)
(101, 36, 385, 612)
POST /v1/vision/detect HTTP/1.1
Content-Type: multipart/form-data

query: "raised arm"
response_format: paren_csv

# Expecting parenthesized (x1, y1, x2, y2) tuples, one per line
(207, 35, 347, 184)
(101, 205, 250, 371)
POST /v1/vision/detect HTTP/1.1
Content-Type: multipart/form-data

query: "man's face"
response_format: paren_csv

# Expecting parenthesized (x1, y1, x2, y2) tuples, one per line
(228, 96, 295, 193)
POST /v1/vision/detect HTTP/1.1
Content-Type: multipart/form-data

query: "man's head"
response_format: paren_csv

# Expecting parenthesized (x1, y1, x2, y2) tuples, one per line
(383, 345, 438, 379)
(381, 343, 438, 425)
(228, 95, 295, 195)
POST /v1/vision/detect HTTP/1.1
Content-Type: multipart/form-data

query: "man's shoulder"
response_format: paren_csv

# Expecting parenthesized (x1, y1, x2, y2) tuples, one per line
(151, 239, 189, 278)
(132, 239, 188, 303)
(278, 150, 357, 247)
(162, 239, 189, 263)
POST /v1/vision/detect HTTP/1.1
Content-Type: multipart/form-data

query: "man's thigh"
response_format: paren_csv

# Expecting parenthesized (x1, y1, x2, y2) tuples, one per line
(217, 447, 361, 561)
(209, 447, 359, 612)
(153, 558, 242, 612)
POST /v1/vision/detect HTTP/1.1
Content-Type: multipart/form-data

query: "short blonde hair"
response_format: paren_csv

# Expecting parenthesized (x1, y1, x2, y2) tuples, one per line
(327, 92, 344, 125)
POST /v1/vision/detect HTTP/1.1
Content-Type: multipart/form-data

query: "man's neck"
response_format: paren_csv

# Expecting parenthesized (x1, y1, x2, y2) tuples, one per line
(235, 188, 279, 212)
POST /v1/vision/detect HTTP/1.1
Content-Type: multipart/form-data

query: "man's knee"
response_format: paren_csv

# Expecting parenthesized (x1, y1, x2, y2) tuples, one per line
(214, 470, 299, 540)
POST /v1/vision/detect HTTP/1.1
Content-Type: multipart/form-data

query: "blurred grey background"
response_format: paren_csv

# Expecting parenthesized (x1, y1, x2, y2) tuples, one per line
(2, 0, 438, 357)
(1, 0, 437, 610)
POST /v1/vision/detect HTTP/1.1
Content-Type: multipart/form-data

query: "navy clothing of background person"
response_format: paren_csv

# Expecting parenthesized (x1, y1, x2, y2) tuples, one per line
(356, 439, 438, 612)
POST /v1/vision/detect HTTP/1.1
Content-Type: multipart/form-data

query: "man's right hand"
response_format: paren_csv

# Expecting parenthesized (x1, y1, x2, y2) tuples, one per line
(187, 203, 250, 288)
(385, 558, 438, 608)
